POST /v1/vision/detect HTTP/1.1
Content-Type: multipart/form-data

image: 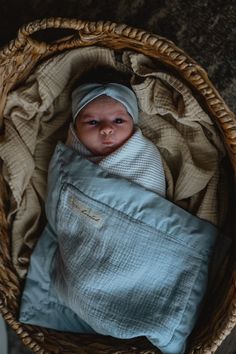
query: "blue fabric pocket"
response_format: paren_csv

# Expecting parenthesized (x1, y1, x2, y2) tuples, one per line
(20, 142, 218, 354)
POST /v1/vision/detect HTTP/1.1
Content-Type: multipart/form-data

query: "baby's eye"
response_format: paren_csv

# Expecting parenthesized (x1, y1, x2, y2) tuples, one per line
(88, 120, 98, 125)
(114, 118, 124, 124)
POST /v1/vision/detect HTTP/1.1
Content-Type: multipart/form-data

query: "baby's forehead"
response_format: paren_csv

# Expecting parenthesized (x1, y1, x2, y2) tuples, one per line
(72, 83, 139, 124)
(75, 96, 131, 123)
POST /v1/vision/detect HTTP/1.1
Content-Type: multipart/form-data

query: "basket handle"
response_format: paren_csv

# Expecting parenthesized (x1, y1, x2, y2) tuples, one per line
(3, 17, 108, 56)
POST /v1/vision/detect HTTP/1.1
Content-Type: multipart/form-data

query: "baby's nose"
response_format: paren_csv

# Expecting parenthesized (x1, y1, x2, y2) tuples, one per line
(100, 124, 114, 135)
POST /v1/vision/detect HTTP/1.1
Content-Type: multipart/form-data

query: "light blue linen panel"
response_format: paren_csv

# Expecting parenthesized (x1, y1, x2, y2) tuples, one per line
(20, 142, 218, 354)
(19, 223, 96, 333)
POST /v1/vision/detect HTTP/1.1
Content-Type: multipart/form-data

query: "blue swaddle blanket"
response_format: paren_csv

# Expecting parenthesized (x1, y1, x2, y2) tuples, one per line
(19, 142, 217, 354)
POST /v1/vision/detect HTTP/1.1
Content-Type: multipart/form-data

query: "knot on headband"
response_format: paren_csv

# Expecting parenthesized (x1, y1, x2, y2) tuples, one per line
(72, 83, 139, 124)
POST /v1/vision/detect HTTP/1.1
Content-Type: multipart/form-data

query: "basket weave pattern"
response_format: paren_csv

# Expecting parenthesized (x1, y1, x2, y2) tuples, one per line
(0, 18, 236, 354)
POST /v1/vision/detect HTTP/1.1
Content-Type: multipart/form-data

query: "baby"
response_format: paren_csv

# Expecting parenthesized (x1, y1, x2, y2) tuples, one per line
(66, 66, 166, 197)
(71, 85, 137, 157)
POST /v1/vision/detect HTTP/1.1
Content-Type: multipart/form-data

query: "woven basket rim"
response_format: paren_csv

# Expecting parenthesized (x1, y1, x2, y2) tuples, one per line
(0, 17, 235, 172)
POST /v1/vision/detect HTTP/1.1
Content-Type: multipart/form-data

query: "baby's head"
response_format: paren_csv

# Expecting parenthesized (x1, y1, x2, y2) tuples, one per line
(71, 66, 139, 156)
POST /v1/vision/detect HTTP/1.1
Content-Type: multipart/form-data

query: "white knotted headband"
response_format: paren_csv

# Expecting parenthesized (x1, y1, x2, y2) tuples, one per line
(72, 83, 139, 124)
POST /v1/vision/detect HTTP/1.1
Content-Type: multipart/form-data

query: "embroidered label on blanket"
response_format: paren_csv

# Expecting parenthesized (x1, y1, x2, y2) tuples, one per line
(69, 197, 103, 225)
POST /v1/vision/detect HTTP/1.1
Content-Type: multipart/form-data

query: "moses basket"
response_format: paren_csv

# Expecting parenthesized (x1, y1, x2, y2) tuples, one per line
(0, 18, 236, 354)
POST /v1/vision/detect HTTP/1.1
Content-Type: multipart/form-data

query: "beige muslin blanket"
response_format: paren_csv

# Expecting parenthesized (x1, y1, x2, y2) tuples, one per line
(0, 46, 229, 277)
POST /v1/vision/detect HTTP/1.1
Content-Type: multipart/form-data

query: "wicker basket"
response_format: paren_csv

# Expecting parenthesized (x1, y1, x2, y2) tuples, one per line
(0, 18, 236, 354)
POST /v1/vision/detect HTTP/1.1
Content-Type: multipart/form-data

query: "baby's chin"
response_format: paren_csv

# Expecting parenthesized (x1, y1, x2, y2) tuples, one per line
(96, 145, 118, 156)
(89, 142, 122, 156)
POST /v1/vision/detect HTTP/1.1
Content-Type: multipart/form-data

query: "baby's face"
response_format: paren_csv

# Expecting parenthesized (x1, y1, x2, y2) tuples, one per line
(75, 96, 134, 156)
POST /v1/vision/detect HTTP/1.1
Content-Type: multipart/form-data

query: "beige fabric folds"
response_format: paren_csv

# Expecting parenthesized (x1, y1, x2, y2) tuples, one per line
(0, 46, 228, 277)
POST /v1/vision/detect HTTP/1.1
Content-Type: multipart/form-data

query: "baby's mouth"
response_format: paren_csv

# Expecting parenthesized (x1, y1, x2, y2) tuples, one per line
(102, 140, 114, 145)
(99, 140, 119, 155)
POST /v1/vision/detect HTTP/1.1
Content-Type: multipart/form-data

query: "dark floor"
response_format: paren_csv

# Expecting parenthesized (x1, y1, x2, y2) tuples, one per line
(1, 0, 236, 353)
